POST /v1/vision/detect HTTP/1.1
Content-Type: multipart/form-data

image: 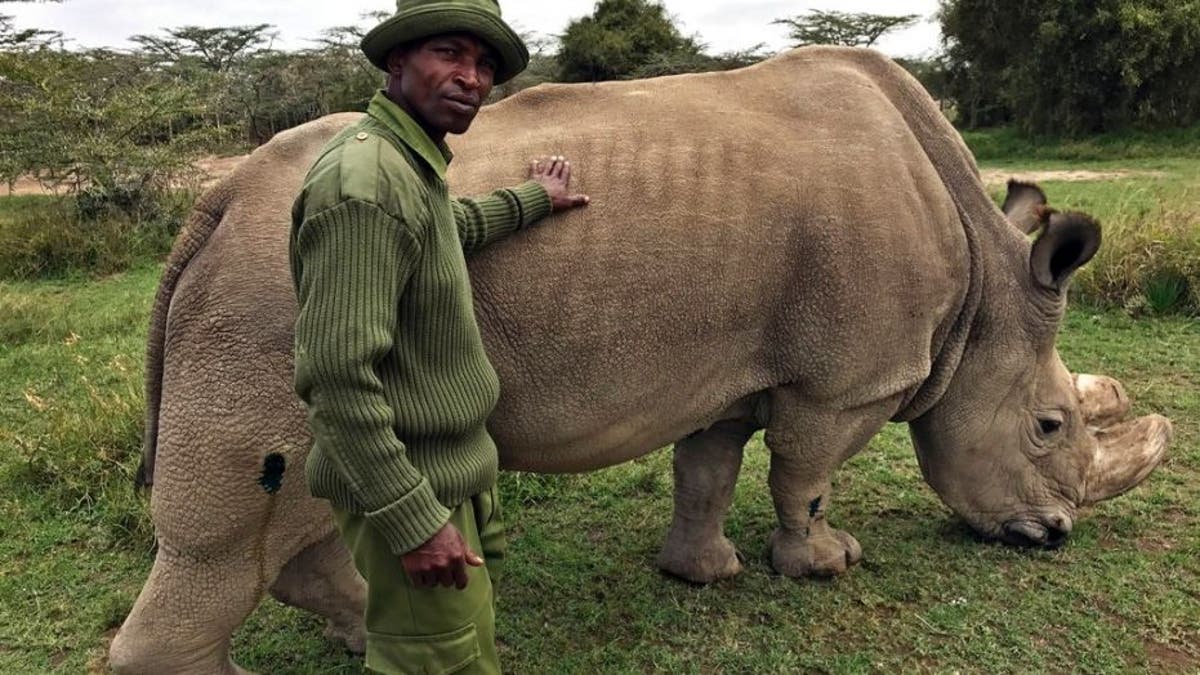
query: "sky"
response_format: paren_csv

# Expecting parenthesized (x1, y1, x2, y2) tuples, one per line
(4, 1, 944, 58)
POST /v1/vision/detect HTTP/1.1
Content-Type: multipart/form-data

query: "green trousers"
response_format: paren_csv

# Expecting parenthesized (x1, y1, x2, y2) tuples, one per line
(333, 485, 506, 675)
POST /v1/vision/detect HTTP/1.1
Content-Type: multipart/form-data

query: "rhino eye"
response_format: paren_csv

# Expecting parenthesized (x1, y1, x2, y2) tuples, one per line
(1039, 418, 1063, 435)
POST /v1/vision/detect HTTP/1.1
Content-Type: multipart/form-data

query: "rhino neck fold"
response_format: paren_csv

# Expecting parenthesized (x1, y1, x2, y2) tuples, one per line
(891, 189, 984, 423)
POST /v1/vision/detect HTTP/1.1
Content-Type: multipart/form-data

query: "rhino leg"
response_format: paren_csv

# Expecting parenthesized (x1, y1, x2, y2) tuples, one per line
(108, 545, 261, 675)
(763, 388, 899, 577)
(268, 530, 367, 653)
(658, 419, 757, 583)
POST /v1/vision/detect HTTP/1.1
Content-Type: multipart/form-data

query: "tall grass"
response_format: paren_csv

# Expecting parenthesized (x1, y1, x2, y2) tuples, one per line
(0, 194, 188, 281)
(1075, 195, 1200, 315)
(968, 124, 1200, 315)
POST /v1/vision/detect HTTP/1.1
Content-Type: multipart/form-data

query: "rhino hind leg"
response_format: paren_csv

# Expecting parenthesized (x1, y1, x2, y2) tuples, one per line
(763, 388, 900, 578)
(658, 418, 757, 583)
(108, 545, 261, 675)
(268, 530, 367, 653)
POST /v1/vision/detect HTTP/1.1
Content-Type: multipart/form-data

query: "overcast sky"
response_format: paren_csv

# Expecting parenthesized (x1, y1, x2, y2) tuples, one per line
(5, 1, 944, 57)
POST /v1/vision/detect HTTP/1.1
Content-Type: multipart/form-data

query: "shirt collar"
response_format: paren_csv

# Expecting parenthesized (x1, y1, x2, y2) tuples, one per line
(367, 91, 455, 178)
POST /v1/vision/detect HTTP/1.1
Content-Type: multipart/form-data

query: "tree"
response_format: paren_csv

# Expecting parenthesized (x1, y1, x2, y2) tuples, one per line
(773, 10, 920, 48)
(556, 0, 703, 82)
(0, 12, 60, 48)
(939, 0, 1200, 134)
(0, 46, 215, 208)
(131, 24, 275, 72)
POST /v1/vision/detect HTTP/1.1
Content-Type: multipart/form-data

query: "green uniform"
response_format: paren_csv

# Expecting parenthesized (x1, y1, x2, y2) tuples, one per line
(290, 90, 549, 674)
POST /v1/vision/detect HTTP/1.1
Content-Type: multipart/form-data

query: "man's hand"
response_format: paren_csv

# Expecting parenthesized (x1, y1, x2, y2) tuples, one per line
(401, 522, 484, 590)
(530, 155, 590, 212)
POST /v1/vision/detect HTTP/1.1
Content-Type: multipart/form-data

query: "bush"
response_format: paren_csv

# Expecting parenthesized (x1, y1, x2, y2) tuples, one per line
(0, 193, 189, 281)
(963, 124, 1200, 162)
(1075, 203, 1200, 315)
(940, 0, 1200, 135)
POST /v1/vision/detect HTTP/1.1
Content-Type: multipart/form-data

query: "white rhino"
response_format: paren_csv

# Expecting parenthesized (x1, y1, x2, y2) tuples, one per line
(110, 47, 1172, 674)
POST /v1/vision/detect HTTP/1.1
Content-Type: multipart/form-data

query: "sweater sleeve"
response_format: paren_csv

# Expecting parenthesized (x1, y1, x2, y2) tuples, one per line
(293, 199, 451, 555)
(452, 180, 551, 253)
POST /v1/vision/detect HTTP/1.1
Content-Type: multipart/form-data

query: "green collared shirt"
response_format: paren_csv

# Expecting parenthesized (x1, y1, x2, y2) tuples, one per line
(289, 91, 551, 555)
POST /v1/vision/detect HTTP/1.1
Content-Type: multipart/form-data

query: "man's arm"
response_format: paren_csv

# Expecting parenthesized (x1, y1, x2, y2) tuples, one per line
(294, 199, 450, 555)
(452, 155, 590, 252)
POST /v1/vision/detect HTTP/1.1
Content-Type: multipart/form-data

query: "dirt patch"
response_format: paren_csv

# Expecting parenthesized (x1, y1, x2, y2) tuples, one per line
(981, 168, 1163, 187)
(0, 154, 248, 197)
(194, 155, 247, 186)
(1144, 640, 1199, 672)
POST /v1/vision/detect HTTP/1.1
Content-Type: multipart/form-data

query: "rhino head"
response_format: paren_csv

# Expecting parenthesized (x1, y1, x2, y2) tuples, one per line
(908, 182, 1172, 547)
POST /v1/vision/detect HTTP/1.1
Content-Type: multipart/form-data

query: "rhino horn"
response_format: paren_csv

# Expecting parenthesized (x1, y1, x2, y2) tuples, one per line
(1074, 373, 1132, 429)
(1083, 414, 1172, 505)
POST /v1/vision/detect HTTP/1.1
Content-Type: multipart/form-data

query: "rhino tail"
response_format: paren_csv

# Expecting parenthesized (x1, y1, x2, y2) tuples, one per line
(137, 178, 237, 489)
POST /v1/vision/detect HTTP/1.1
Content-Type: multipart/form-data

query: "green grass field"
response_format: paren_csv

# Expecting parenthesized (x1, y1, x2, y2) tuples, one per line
(0, 136, 1197, 673)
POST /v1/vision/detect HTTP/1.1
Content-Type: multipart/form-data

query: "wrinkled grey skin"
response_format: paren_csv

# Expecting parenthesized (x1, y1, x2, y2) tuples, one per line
(110, 47, 1172, 674)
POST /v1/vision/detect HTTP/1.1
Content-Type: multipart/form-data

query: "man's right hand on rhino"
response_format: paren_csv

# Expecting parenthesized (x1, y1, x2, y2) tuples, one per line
(530, 154, 590, 212)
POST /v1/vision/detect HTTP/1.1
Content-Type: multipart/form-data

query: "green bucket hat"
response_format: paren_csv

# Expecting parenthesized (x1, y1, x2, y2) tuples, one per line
(361, 0, 529, 84)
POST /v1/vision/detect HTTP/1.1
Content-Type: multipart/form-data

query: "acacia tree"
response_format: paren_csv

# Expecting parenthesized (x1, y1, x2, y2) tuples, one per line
(0, 11, 216, 216)
(131, 24, 275, 73)
(773, 10, 920, 48)
(940, 0, 1200, 134)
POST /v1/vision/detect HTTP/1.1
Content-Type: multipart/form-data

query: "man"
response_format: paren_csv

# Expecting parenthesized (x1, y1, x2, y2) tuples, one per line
(289, 1, 588, 672)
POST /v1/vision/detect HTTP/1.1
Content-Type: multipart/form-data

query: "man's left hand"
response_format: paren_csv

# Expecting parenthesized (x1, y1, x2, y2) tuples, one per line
(530, 155, 590, 213)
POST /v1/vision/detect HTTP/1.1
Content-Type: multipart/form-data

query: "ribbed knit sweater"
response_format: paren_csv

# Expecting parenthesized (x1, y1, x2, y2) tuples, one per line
(289, 92, 551, 555)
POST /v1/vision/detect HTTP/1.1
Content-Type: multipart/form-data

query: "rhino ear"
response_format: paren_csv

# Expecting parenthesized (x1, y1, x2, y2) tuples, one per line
(1002, 180, 1049, 235)
(1029, 210, 1101, 291)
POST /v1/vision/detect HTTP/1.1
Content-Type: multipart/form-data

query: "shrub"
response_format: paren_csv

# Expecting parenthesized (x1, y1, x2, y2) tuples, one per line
(1073, 201, 1200, 315)
(0, 193, 189, 281)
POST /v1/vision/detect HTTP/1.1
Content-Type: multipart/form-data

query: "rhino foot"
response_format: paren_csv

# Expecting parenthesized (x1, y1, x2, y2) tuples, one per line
(324, 619, 366, 654)
(657, 533, 744, 583)
(768, 526, 862, 578)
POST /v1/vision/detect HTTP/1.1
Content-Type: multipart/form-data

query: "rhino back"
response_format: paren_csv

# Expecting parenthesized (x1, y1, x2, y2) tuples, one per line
(446, 47, 972, 470)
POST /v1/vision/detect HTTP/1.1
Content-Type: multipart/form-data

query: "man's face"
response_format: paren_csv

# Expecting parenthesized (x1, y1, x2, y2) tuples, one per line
(388, 33, 498, 137)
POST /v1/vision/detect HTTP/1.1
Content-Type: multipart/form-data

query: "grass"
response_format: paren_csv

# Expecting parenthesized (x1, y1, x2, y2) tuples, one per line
(0, 260, 1197, 673)
(972, 129, 1200, 315)
(962, 124, 1200, 163)
(0, 194, 186, 282)
(0, 129, 1197, 672)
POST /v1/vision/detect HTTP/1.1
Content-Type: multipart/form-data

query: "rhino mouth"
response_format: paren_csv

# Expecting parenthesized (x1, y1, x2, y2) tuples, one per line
(1001, 517, 1071, 549)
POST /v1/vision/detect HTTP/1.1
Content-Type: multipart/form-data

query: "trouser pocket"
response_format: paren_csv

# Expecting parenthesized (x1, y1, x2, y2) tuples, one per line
(366, 623, 480, 675)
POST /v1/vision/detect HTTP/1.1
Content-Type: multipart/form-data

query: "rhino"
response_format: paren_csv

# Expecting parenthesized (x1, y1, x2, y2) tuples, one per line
(109, 47, 1172, 674)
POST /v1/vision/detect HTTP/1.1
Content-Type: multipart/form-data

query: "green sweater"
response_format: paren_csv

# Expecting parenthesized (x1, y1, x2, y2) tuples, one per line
(290, 92, 550, 555)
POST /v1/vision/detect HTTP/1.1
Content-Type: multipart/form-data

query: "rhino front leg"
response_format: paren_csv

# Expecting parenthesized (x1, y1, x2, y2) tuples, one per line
(764, 389, 899, 577)
(658, 418, 757, 583)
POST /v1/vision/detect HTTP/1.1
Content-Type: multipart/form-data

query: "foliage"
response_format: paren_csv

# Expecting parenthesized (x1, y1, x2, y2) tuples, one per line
(556, 0, 704, 82)
(773, 10, 920, 48)
(894, 55, 952, 105)
(0, 45, 217, 218)
(131, 24, 275, 73)
(490, 33, 558, 101)
(629, 44, 769, 78)
(0, 11, 60, 48)
(0, 195, 187, 280)
(963, 123, 1200, 162)
(0, 14, 382, 277)
(939, 0, 1200, 134)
